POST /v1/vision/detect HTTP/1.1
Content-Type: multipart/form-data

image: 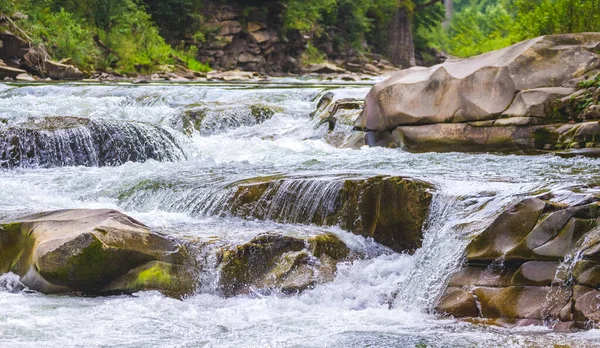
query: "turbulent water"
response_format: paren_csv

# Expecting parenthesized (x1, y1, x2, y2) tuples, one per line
(1, 80, 600, 347)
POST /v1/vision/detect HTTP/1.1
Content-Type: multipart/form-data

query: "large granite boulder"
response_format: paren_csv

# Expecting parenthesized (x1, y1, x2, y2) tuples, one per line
(436, 195, 600, 329)
(0, 209, 196, 298)
(355, 33, 600, 154)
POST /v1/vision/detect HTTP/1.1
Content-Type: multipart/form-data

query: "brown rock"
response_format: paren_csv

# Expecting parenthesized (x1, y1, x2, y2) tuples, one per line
(510, 261, 559, 286)
(249, 30, 270, 44)
(218, 21, 242, 36)
(466, 198, 546, 263)
(0, 64, 26, 79)
(247, 22, 263, 33)
(436, 287, 478, 317)
(359, 33, 600, 132)
(0, 209, 195, 298)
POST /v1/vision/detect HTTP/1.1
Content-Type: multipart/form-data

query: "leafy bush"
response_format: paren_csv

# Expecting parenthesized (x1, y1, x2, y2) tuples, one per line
(18, 7, 100, 69)
(442, 0, 600, 58)
(302, 42, 325, 65)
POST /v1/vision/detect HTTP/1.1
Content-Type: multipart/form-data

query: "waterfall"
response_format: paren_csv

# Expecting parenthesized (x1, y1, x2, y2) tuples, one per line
(119, 176, 349, 226)
(0, 118, 188, 168)
(391, 187, 524, 312)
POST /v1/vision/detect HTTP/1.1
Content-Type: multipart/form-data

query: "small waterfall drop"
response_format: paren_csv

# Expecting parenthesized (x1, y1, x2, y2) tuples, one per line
(0, 118, 189, 168)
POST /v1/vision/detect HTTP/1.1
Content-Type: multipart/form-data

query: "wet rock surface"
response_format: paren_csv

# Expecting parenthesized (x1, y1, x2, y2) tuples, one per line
(0, 209, 358, 299)
(436, 195, 600, 329)
(217, 232, 351, 296)
(0, 116, 187, 168)
(0, 209, 196, 298)
(226, 175, 433, 253)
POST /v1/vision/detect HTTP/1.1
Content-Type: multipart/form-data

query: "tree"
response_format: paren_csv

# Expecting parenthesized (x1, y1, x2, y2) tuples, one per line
(386, 0, 445, 67)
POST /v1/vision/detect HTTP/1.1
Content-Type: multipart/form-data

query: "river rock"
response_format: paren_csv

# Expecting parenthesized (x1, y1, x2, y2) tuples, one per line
(226, 175, 433, 253)
(218, 232, 350, 296)
(0, 209, 196, 298)
(0, 63, 27, 79)
(360, 33, 600, 131)
(356, 33, 600, 154)
(22, 47, 84, 80)
(218, 21, 242, 36)
(437, 195, 600, 328)
(308, 63, 346, 74)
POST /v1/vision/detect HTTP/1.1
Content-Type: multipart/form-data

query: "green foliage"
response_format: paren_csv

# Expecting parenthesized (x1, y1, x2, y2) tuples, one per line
(511, 0, 600, 40)
(20, 8, 100, 69)
(95, 1, 174, 73)
(1, 0, 212, 74)
(175, 45, 211, 72)
(443, 0, 600, 58)
(302, 42, 325, 65)
(444, 1, 513, 57)
(282, 0, 337, 33)
(579, 73, 600, 89)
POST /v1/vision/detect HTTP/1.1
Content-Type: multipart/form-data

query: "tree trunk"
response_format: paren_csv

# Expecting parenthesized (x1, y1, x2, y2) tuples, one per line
(386, 7, 415, 68)
(443, 0, 452, 28)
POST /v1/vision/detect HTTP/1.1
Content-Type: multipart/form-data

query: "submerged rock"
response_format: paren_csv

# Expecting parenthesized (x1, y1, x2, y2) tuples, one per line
(0, 116, 187, 168)
(436, 195, 600, 329)
(218, 232, 350, 296)
(356, 33, 600, 155)
(0, 209, 196, 298)
(177, 103, 281, 135)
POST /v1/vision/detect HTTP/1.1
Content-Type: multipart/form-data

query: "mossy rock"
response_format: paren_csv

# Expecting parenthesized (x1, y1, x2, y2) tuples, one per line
(218, 232, 350, 296)
(181, 108, 207, 135)
(573, 260, 600, 288)
(218, 234, 306, 296)
(224, 175, 432, 253)
(0, 209, 196, 298)
(250, 104, 282, 123)
(330, 176, 433, 253)
(308, 233, 350, 260)
(103, 260, 196, 298)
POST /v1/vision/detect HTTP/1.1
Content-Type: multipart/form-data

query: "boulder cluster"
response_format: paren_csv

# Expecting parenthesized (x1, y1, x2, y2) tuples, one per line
(194, 4, 398, 77)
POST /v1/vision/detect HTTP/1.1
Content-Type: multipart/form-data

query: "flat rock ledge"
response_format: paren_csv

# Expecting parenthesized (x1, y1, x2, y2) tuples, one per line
(436, 195, 600, 330)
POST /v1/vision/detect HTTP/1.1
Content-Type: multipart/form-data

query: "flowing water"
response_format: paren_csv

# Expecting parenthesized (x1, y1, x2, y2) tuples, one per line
(1, 81, 600, 347)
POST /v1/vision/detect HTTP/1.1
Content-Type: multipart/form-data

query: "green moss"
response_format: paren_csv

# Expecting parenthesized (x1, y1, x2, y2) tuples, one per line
(181, 108, 207, 135)
(308, 233, 349, 260)
(578, 73, 600, 89)
(0, 222, 34, 275)
(39, 236, 109, 287)
(134, 262, 173, 288)
(250, 104, 282, 123)
(532, 128, 558, 149)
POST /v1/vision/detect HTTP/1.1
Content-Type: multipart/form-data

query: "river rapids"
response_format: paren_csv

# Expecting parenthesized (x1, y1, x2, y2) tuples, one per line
(1, 81, 600, 347)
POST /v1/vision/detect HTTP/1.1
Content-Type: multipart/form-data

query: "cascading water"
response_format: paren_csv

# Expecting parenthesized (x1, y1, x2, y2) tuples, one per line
(0, 117, 188, 167)
(1, 81, 600, 347)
